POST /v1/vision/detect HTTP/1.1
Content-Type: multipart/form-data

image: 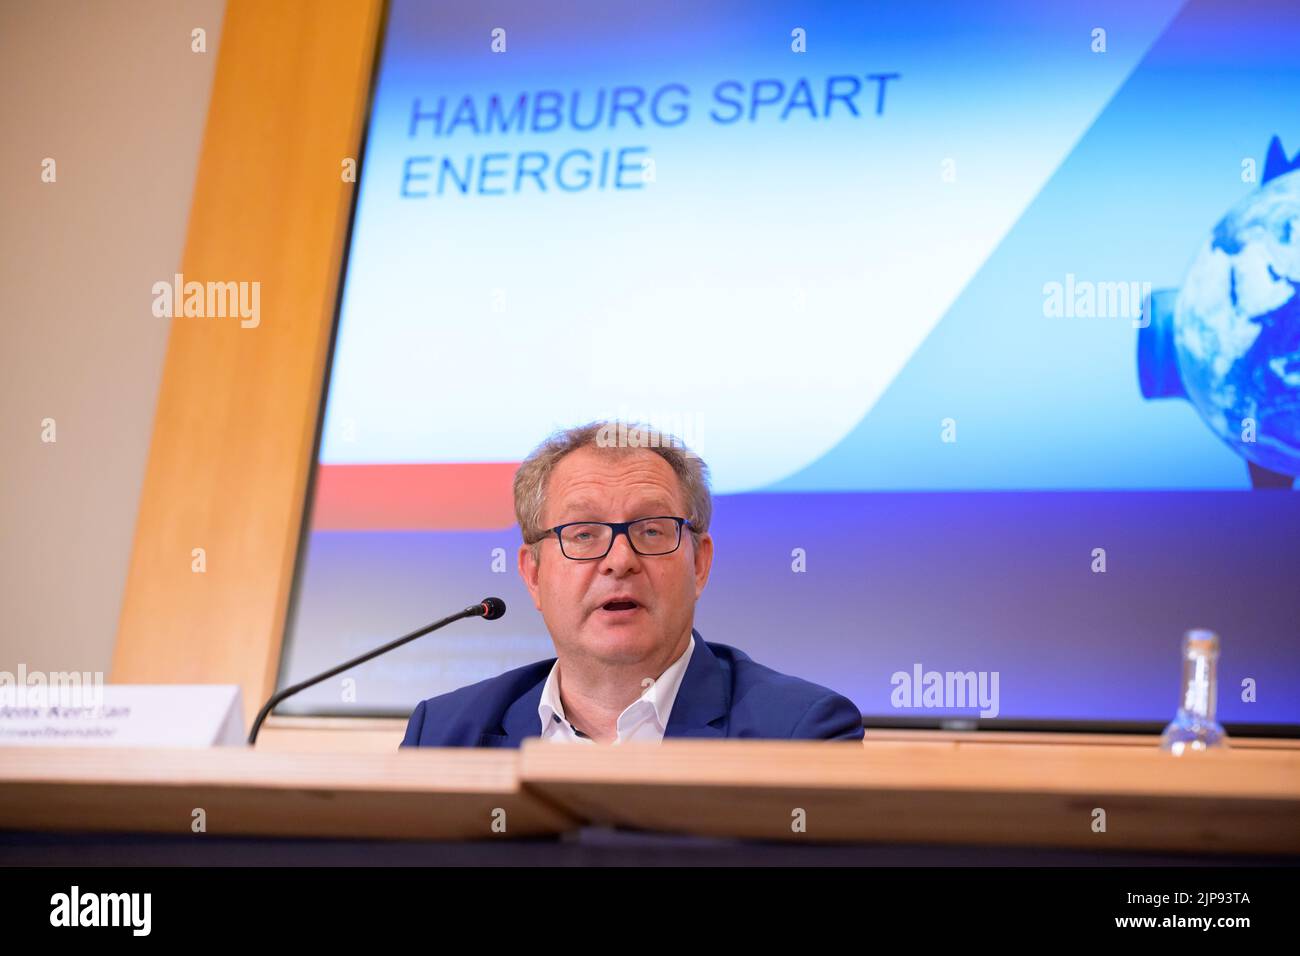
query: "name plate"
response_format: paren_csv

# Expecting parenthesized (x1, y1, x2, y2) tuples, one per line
(0, 684, 244, 747)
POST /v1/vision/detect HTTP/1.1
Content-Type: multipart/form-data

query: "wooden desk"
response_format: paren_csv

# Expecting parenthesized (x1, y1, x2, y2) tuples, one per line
(1, 737, 1296, 855)
(0, 747, 575, 840)
(519, 739, 1300, 854)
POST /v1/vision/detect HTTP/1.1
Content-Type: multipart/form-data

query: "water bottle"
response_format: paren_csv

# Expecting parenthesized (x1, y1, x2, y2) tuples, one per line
(1159, 628, 1230, 754)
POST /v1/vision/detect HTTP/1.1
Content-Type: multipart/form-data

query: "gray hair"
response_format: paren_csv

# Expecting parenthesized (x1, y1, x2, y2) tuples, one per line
(514, 420, 711, 550)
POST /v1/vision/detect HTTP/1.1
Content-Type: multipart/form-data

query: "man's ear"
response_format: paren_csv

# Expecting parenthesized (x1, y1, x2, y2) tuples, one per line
(518, 542, 543, 612)
(692, 532, 713, 599)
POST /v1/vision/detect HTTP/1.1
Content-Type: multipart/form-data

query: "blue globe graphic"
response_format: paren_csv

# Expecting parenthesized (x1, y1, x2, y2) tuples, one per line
(1173, 169, 1300, 477)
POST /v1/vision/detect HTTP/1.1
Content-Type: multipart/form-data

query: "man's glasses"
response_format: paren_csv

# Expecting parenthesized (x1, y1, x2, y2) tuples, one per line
(538, 516, 693, 561)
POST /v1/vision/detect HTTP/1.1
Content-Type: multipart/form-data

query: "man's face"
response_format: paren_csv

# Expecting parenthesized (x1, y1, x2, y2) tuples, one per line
(518, 446, 713, 665)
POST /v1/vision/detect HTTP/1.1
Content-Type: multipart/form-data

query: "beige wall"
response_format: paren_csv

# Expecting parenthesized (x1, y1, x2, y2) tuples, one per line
(0, 1, 225, 675)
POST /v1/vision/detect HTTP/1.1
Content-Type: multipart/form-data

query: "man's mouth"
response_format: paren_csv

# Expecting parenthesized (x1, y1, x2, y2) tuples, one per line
(598, 599, 641, 613)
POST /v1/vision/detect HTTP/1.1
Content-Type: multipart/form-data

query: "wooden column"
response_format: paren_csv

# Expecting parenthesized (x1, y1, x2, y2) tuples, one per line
(112, 0, 385, 730)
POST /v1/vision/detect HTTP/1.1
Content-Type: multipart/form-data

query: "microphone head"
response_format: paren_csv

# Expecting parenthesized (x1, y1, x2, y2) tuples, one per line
(478, 597, 507, 620)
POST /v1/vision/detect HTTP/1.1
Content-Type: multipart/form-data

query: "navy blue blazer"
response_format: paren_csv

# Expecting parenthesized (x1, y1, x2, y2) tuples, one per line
(400, 629, 864, 747)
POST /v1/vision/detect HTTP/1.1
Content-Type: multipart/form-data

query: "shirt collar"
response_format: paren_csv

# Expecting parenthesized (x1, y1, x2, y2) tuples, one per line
(537, 632, 696, 737)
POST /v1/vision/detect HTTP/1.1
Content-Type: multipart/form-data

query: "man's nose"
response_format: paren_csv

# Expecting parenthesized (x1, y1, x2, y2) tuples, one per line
(599, 528, 643, 572)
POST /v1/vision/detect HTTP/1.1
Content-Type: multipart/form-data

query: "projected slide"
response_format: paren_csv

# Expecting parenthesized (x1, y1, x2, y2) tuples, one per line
(277, 0, 1300, 728)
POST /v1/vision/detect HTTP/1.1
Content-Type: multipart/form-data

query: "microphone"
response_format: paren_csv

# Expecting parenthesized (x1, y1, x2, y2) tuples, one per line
(247, 597, 506, 745)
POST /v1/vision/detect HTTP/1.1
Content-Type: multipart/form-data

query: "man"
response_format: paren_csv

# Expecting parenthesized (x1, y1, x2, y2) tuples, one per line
(401, 421, 864, 747)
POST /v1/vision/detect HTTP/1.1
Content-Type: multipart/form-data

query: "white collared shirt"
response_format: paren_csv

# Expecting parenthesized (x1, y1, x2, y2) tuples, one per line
(537, 633, 696, 744)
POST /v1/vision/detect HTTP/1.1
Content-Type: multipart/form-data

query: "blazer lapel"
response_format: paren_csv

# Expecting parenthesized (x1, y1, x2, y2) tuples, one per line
(479, 630, 729, 746)
(477, 672, 548, 748)
(662, 630, 729, 740)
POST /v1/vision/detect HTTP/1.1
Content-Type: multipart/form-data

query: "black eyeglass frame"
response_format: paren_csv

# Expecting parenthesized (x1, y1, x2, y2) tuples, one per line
(536, 516, 694, 560)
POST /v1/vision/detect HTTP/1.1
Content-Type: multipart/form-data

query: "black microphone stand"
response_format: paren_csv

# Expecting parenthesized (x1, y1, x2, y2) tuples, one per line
(247, 598, 505, 745)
